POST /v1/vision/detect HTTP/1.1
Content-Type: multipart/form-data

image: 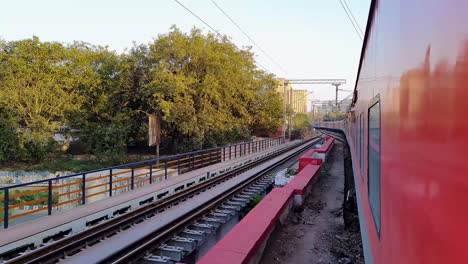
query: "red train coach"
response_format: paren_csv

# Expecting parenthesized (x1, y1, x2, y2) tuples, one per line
(315, 0, 468, 263)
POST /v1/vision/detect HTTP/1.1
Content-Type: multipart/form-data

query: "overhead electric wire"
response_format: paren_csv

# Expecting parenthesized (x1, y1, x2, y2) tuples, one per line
(171, 0, 271, 73)
(342, 0, 364, 36)
(338, 0, 363, 40)
(210, 0, 288, 75)
(172, 0, 222, 37)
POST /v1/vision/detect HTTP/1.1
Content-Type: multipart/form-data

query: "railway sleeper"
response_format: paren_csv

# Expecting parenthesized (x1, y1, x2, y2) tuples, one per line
(167, 236, 197, 252)
(179, 229, 206, 241)
(206, 213, 229, 223)
(224, 201, 243, 210)
(242, 190, 259, 196)
(231, 196, 249, 206)
(155, 244, 185, 262)
(0, 243, 34, 261)
(236, 194, 253, 200)
(213, 209, 235, 216)
(143, 255, 172, 264)
(190, 223, 216, 234)
(198, 217, 223, 228)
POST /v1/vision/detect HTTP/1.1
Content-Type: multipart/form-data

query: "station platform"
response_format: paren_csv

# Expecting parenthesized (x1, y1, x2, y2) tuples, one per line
(0, 140, 302, 255)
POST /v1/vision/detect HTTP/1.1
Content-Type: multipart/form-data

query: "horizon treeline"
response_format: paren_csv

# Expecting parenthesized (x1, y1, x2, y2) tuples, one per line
(0, 26, 282, 163)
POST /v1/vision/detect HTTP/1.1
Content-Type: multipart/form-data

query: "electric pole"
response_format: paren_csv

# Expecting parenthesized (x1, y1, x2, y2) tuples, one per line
(332, 82, 341, 112)
(288, 85, 292, 140)
(282, 79, 287, 139)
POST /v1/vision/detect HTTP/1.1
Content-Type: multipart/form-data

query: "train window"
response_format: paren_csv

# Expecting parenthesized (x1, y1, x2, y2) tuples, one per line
(368, 100, 381, 234)
(359, 113, 364, 180)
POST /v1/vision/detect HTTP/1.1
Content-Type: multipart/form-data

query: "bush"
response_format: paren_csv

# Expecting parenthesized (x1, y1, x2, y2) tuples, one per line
(22, 138, 56, 162)
(80, 122, 129, 162)
(287, 168, 298, 175)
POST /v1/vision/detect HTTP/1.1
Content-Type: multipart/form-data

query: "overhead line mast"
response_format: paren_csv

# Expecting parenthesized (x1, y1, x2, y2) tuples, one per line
(281, 79, 347, 139)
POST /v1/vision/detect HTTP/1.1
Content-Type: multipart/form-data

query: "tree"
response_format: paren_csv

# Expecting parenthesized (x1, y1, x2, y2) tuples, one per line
(0, 37, 80, 142)
(138, 27, 282, 151)
(293, 113, 312, 130)
(0, 37, 92, 160)
(291, 113, 312, 139)
(0, 106, 22, 163)
(0, 28, 284, 161)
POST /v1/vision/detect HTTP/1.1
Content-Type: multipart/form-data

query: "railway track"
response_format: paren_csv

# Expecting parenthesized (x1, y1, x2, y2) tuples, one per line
(4, 137, 322, 264)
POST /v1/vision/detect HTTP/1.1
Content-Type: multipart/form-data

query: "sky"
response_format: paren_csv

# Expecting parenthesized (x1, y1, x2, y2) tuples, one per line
(0, 0, 371, 103)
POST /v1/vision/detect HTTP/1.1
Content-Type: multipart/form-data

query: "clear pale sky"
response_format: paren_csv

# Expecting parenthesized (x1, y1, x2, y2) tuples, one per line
(0, 0, 371, 102)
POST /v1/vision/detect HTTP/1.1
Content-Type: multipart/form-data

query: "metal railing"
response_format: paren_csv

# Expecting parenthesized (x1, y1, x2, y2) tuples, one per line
(0, 137, 285, 229)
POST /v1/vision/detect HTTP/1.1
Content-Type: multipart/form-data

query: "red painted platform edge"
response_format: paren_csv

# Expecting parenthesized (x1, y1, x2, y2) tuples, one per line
(285, 164, 321, 195)
(298, 137, 334, 171)
(197, 189, 293, 264)
(298, 156, 322, 171)
(198, 165, 321, 264)
(317, 137, 334, 153)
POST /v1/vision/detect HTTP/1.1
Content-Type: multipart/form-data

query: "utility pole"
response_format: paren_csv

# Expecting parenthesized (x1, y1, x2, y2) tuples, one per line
(288, 85, 292, 140)
(332, 82, 341, 112)
(312, 104, 315, 124)
(282, 79, 287, 139)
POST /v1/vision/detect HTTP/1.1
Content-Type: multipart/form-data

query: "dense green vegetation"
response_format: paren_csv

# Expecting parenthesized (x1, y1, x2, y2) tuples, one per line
(0, 27, 282, 164)
(291, 113, 312, 139)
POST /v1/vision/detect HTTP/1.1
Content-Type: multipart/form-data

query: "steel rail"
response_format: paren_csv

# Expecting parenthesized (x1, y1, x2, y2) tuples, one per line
(4, 137, 320, 264)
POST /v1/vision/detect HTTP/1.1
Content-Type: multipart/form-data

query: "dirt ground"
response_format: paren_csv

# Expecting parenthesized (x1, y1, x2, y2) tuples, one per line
(260, 142, 364, 264)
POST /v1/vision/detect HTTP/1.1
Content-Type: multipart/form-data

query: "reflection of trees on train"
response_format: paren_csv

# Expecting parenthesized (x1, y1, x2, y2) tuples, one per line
(394, 42, 468, 141)
(369, 128, 380, 151)
(368, 145, 380, 231)
(322, 111, 347, 121)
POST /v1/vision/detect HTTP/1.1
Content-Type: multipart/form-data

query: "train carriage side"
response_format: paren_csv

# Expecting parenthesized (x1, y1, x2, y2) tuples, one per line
(316, 0, 468, 263)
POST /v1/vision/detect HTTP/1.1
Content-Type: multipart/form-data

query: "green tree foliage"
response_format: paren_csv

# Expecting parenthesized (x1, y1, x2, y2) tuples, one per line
(291, 113, 312, 139)
(0, 106, 22, 162)
(0, 27, 283, 162)
(80, 121, 129, 162)
(126, 27, 282, 151)
(293, 113, 312, 130)
(0, 37, 81, 141)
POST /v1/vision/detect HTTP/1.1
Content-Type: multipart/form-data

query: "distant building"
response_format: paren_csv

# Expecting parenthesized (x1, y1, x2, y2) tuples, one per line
(276, 78, 292, 104)
(291, 89, 308, 114)
(276, 79, 308, 113)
